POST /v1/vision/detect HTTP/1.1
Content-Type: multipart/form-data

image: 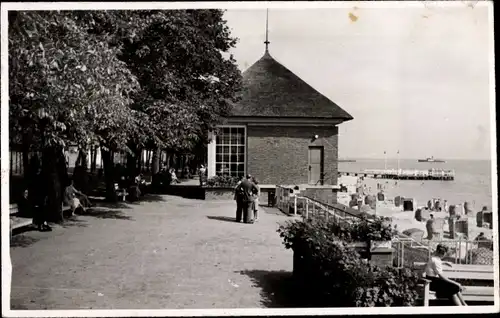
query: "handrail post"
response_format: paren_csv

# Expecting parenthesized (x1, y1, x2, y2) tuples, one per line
(305, 199, 309, 219)
(401, 241, 405, 267)
(294, 196, 297, 216)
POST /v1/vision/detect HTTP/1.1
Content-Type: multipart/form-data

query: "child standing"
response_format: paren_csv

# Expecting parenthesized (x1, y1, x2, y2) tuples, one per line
(251, 177, 260, 222)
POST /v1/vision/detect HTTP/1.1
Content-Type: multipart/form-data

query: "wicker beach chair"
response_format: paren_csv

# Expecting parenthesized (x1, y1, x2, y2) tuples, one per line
(427, 218, 445, 240)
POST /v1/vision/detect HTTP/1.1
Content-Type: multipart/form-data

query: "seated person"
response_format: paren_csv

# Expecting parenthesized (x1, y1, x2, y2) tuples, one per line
(424, 244, 467, 306)
(170, 168, 181, 184)
(64, 180, 90, 215)
(135, 173, 147, 195)
(18, 189, 33, 217)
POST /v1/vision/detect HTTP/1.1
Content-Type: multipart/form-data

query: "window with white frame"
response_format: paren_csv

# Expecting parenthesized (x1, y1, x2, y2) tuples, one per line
(215, 127, 245, 177)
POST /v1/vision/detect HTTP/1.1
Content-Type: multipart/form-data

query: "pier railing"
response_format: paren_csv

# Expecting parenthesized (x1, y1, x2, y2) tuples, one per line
(363, 168, 455, 179)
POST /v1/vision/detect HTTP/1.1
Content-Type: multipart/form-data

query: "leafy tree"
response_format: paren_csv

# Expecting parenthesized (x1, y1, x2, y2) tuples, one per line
(109, 10, 242, 173)
(9, 9, 242, 210)
(9, 11, 139, 218)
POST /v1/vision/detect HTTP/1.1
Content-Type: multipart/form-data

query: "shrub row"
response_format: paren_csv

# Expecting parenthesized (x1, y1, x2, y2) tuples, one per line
(205, 175, 240, 188)
(278, 217, 421, 307)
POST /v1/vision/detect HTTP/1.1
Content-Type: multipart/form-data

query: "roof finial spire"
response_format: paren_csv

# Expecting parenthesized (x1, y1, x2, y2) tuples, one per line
(264, 8, 270, 52)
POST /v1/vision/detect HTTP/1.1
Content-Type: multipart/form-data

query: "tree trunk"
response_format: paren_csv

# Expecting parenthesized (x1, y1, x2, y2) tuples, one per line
(165, 152, 171, 169)
(74, 148, 90, 193)
(152, 147, 160, 175)
(101, 147, 117, 202)
(81, 149, 88, 170)
(127, 143, 139, 179)
(21, 135, 30, 183)
(168, 153, 175, 170)
(91, 146, 98, 173)
(75, 150, 82, 168)
(137, 148, 142, 172)
(42, 146, 64, 223)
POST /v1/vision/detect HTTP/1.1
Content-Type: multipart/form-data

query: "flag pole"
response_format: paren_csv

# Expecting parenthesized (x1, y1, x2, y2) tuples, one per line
(397, 150, 400, 174)
(384, 151, 387, 170)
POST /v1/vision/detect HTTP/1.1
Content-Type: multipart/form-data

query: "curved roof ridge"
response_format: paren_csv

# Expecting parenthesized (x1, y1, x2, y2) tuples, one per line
(231, 52, 353, 121)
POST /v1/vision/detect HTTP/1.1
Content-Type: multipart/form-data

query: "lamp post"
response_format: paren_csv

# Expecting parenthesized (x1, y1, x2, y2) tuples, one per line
(397, 150, 400, 178)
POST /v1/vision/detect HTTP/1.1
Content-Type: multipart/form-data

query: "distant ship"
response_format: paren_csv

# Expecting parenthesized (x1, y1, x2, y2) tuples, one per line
(418, 156, 445, 163)
(337, 159, 356, 162)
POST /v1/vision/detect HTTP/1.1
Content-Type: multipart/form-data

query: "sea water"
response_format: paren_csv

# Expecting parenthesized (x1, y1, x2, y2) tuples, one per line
(338, 159, 494, 212)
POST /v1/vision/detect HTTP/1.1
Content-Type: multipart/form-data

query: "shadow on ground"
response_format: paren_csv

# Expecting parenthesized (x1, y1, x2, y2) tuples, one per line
(89, 197, 131, 210)
(76, 208, 133, 220)
(10, 234, 41, 248)
(260, 206, 289, 217)
(61, 217, 89, 228)
(129, 194, 165, 204)
(237, 270, 298, 308)
(157, 185, 205, 200)
(207, 216, 237, 223)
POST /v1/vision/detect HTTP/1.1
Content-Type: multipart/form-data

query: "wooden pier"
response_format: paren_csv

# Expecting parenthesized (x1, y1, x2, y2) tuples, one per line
(338, 168, 455, 181)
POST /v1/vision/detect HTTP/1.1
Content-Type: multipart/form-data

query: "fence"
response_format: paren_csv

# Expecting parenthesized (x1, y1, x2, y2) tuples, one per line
(275, 186, 494, 268)
(392, 237, 494, 268)
(9, 151, 43, 176)
(275, 185, 365, 224)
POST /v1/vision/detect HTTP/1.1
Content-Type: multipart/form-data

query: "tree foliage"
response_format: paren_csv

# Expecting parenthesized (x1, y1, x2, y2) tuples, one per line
(9, 9, 242, 206)
(9, 11, 139, 152)
(116, 10, 242, 152)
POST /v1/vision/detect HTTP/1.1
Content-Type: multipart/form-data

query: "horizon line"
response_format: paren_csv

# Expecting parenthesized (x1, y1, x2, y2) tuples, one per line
(338, 157, 492, 161)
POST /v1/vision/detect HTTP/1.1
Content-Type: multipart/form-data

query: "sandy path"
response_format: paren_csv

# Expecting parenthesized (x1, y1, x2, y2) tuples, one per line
(9, 195, 294, 310)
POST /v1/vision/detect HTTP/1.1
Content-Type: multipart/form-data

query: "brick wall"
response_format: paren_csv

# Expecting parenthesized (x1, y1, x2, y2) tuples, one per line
(247, 126, 339, 185)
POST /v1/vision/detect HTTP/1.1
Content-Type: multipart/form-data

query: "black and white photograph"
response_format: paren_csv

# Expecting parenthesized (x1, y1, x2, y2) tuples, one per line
(1, 1, 497, 316)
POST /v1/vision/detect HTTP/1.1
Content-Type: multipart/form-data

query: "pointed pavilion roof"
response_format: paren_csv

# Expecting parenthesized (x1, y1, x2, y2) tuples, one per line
(230, 51, 353, 121)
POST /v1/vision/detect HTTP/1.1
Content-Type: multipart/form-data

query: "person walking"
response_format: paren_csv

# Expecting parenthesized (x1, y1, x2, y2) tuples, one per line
(425, 214, 435, 240)
(235, 174, 259, 224)
(199, 164, 207, 186)
(28, 157, 52, 231)
(234, 176, 244, 222)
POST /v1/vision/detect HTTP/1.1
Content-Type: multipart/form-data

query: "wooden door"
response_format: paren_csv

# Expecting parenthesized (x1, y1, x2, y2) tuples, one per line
(308, 146, 324, 185)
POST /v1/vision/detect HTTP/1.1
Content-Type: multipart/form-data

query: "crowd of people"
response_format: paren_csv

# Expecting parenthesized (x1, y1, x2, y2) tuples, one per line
(233, 174, 260, 224)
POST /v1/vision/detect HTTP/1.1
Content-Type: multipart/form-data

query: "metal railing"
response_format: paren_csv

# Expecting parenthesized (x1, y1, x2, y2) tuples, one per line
(276, 184, 494, 269)
(392, 237, 494, 268)
(275, 185, 365, 224)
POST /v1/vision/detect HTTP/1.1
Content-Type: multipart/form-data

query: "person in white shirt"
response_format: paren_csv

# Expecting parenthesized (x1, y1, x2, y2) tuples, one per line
(169, 168, 181, 184)
(424, 244, 467, 306)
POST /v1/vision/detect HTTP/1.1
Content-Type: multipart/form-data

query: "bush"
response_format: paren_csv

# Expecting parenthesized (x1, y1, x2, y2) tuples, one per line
(205, 175, 240, 188)
(327, 215, 394, 243)
(278, 217, 420, 307)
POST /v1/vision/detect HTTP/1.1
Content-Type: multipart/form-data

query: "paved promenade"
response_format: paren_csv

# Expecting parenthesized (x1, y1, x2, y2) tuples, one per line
(9, 195, 295, 310)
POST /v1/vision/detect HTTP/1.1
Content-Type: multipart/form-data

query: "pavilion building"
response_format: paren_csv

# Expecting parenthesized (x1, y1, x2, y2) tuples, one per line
(206, 41, 353, 187)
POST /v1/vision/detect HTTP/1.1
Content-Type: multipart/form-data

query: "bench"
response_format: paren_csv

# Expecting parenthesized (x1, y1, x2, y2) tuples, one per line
(114, 183, 128, 201)
(9, 204, 33, 238)
(116, 189, 128, 201)
(413, 262, 495, 306)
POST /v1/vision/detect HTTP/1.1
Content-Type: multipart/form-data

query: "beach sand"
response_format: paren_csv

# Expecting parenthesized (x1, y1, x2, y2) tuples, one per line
(337, 177, 494, 244)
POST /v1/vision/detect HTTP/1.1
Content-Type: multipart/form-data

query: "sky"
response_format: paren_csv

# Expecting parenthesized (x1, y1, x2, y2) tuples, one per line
(223, 4, 493, 160)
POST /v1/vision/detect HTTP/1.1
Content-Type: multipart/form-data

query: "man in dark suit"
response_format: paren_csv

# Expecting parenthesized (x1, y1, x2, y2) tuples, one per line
(235, 175, 259, 224)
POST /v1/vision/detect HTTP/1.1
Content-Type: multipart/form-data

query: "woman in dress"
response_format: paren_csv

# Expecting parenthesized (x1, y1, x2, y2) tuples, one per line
(424, 244, 467, 306)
